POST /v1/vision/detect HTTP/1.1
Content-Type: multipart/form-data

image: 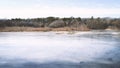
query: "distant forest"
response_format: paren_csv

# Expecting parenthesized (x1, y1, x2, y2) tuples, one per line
(0, 17, 120, 30)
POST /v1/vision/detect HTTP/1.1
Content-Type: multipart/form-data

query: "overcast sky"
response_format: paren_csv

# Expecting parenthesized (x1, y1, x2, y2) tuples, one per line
(0, 0, 120, 18)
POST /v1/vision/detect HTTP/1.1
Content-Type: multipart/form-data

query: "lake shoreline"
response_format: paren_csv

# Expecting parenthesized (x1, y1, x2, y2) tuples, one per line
(0, 27, 119, 32)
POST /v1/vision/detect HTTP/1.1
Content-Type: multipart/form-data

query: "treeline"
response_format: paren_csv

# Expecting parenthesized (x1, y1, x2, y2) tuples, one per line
(0, 17, 120, 30)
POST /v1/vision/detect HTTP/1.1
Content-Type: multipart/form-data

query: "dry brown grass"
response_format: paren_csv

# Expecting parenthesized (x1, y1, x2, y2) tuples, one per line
(106, 26, 120, 31)
(0, 26, 90, 32)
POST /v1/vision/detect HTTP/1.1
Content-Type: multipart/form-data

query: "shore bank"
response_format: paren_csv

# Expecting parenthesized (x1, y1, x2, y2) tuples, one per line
(0, 27, 91, 32)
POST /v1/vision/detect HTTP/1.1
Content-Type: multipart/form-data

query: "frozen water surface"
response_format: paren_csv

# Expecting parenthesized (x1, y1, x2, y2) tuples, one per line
(0, 31, 120, 68)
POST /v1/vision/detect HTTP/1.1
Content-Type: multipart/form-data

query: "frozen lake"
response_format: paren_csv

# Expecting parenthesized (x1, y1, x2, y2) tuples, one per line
(0, 31, 120, 68)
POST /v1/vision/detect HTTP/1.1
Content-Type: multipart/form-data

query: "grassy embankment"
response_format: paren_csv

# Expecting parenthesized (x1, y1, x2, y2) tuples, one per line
(0, 26, 90, 32)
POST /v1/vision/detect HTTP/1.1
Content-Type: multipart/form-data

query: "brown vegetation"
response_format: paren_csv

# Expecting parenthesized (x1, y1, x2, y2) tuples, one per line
(0, 17, 120, 32)
(0, 26, 90, 32)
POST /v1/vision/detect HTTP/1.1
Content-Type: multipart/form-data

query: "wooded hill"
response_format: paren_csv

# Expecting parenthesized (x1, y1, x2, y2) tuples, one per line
(0, 17, 120, 31)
